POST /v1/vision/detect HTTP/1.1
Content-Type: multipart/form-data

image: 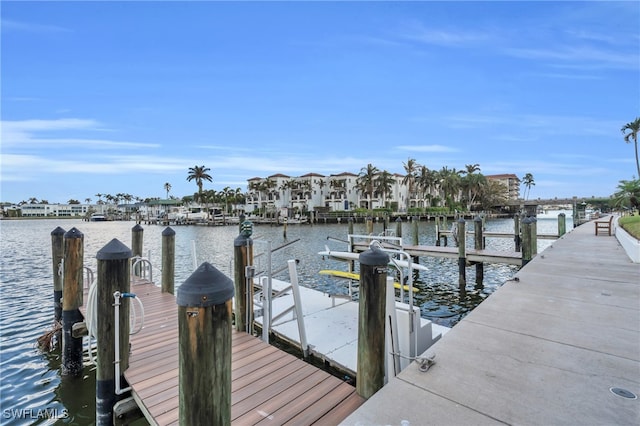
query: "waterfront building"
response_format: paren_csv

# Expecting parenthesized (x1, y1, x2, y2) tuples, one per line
(19, 203, 94, 218)
(486, 174, 521, 200)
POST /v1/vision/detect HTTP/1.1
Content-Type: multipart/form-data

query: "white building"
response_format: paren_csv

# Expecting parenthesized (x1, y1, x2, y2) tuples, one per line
(20, 203, 93, 217)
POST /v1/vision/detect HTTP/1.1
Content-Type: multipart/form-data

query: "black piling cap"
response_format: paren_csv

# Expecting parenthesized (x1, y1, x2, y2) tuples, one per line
(132, 224, 144, 232)
(458, 218, 465, 224)
(395, 217, 402, 222)
(235, 221, 254, 246)
(51, 226, 66, 236)
(359, 245, 390, 266)
(522, 216, 533, 225)
(96, 238, 132, 260)
(64, 227, 83, 239)
(474, 216, 483, 222)
(162, 227, 176, 236)
(177, 262, 234, 307)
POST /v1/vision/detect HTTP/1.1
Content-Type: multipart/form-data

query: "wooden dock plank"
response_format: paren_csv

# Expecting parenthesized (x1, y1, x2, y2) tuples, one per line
(80, 279, 364, 425)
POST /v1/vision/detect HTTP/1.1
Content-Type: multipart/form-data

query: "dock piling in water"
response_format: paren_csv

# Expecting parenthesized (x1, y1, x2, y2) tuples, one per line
(234, 221, 254, 333)
(357, 246, 389, 399)
(161, 227, 176, 294)
(474, 216, 484, 287)
(131, 224, 143, 276)
(61, 227, 84, 377)
(177, 262, 234, 426)
(521, 217, 533, 266)
(51, 226, 65, 323)
(95, 239, 132, 426)
(558, 213, 566, 236)
(457, 219, 466, 291)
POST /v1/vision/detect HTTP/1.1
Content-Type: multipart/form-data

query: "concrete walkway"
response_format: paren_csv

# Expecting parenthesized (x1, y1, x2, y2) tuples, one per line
(341, 218, 640, 425)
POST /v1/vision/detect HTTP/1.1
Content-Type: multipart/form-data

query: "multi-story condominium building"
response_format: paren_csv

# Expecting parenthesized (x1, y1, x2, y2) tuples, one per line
(20, 203, 93, 217)
(485, 174, 521, 200)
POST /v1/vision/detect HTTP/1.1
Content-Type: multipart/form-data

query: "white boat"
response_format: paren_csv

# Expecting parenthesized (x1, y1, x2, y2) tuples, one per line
(90, 213, 107, 222)
(318, 246, 428, 271)
(535, 209, 573, 219)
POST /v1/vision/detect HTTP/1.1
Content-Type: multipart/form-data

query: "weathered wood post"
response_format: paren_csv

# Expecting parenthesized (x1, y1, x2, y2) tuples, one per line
(51, 226, 66, 323)
(234, 219, 254, 333)
(348, 217, 354, 235)
(177, 262, 234, 426)
(412, 216, 419, 246)
(283, 218, 288, 239)
(95, 239, 132, 426)
(558, 213, 566, 237)
(435, 216, 441, 246)
(457, 218, 466, 292)
(366, 216, 373, 235)
(473, 216, 484, 287)
(395, 217, 402, 238)
(131, 224, 144, 277)
(357, 246, 389, 399)
(530, 217, 538, 256)
(521, 217, 533, 266)
(162, 227, 176, 294)
(514, 214, 521, 252)
(62, 227, 84, 377)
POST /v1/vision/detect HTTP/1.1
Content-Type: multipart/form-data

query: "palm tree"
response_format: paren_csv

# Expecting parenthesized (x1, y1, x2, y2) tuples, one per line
(186, 165, 213, 203)
(621, 117, 640, 178)
(612, 178, 640, 210)
(356, 163, 379, 210)
(85, 198, 92, 204)
(522, 173, 535, 200)
(402, 158, 419, 207)
(375, 170, 396, 209)
(438, 166, 462, 209)
(164, 182, 172, 199)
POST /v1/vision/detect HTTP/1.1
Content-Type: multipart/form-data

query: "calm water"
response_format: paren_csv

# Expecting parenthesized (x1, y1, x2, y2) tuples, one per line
(0, 216, 568, 425)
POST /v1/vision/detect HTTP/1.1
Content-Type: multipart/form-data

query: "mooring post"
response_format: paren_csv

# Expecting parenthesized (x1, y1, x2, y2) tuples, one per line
(558, 213, 566, 237)
(530, 217, 538, 256)
(283, 218, 288, 239)
(348, 217, 354, 235)
(435, 216, 441, 246)
(357, 246, 389, 399)
(62, 227, 84, 377)
(395, 217, 402, 238)
(514, 214, 521, 252)
(51, 226, 66, 323)
(161, 227, 176, 294)
(457, 218, 466, 291)
(177, 262, 234, 426)
(412, 216, 419, 246)
(131, 224, 144, 277)
(366, 216, 373, 235)
(521, 217, 533, 266)
(474, 216, 484, 287)
(234, 220, 254, 333)
(95, 239, 132, 426)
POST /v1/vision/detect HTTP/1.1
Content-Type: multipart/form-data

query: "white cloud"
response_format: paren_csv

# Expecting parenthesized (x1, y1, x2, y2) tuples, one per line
(396, 145, 458, 153)
(0, 19, 71, 33)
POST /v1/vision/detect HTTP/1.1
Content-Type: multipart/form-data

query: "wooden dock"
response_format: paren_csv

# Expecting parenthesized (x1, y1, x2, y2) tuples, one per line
(82, 281, 364, 425)
(341, 218, 640, 425)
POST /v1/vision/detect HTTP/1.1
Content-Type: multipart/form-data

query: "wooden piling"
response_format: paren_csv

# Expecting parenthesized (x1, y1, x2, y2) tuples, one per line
(435, 217, 441, 246)
(514, 214, 521, 252)
(531, 217, 538, 256)
(457, 219, 466, 291)
(96, 239, 132, 426)
(474, 216, 484, 287)
(357, 246, 389, 399)
(51, 226, 65, 323)
(348, 217, 354, 235)
(395, 217, 402, 238)
(558, 213, 566, 237)
(521, 217, 533, 266)
(366, 216, 373, 235)
(234, 222, 254, 333)
(283, 218, 288, 239)
(177, 262, 234, 426)
(131, 224, 143, 276)
(412, 216, 419, 246)
(62, 227, 84, 377)
(161, 227, 176, 294)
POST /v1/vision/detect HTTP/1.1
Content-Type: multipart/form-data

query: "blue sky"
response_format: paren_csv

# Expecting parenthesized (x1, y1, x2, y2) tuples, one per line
(1, 1, 639, 204)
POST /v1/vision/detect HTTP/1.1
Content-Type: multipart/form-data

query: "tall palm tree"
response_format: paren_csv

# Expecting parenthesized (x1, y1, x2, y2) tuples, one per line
(402, 158, 419, 206)
(438, 166, 462, 209)
(164, 182, 172, 199)
(375, 170, 396, 209)
(187, 165, 213, 203)
(356, 163, 379, 210)
(621, 117, 640, 178)
(522, 173, 535, 200)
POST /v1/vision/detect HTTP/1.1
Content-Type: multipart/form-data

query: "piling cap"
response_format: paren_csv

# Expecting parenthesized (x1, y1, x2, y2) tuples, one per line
(177, 262, 234, 307)
(96, 238, 132, 260)
(132, 224, 144, 232)
(51, 226, 66, 236)
(64, 227, 84, 239)
(395, 217, 402, 222)
(359, 245, 390, 266)
(162, 227, 176, 236)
